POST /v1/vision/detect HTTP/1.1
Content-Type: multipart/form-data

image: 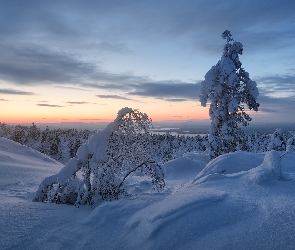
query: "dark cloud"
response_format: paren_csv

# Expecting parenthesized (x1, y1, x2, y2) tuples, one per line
(1, 1, 293, 56)
(96, 95, 132, 100)
(0, 44, 97, 85)
(128, 82, 200, 100)
(257, 74, 295, 97)
(0, 88, 35, 95)
(0, 98, 9, 101)
(37, 104, 63, 108)
(164, 98, 188, 102)
(0, 43, 146, 88)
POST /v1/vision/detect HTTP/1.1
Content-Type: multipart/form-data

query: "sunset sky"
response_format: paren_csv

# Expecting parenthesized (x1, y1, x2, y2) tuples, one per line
(1, 0, 294, 125)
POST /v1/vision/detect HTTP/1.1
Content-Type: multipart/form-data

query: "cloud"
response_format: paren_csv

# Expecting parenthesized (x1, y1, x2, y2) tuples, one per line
(0, 1, 293, 61)
(258, 108, 278, 114)
(157, 98, 188, 102)
(79, 118, 106, 121)
(0, 43, 146, 89)
(128, 82, 200, 101)
(54, 85, 90, 91)
(37, 104, 63, 108)
(0, 44, 98, 85)
(0, 88, 35, 95)
(66, 101, 93, 105)
(257, 73, 295, 98)
(0, 98, 9, 101)
(96, 95, 132, 100)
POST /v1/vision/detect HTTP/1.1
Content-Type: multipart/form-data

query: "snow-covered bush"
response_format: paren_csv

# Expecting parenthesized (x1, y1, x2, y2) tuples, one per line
(267, 128, 286, 151)
(247, 150, 283, 183)
(34, 108, 165, 205)
(199, 30, 259, 158)
(286, 136, 295, 153)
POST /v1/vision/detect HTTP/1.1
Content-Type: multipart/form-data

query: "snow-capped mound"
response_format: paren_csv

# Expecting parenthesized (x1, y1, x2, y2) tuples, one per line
(163, 152, 209, 186)
(0, 137, 62, 201)
(0, 137, 59, 166)
(194, 151, 264, 181)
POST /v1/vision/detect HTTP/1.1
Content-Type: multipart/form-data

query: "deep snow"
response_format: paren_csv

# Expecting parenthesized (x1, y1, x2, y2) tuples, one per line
(0, 137, 295, 249)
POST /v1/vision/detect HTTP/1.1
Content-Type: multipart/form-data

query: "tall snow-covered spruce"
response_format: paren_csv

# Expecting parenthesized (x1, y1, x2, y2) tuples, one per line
(199, 30, 259, 159)
(34, 107, 165, 206)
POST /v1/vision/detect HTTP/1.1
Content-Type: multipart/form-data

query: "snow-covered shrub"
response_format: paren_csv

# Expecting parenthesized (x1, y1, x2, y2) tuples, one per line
(34, 107, 165, 205)
(267, 128, 286, 151)
(286, 136, 295, 152)
(199, 30, 259, 158)
(247, 150, 283, 183)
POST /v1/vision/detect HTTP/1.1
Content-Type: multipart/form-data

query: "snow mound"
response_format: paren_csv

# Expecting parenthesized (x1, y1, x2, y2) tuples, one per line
(127, 187, 227, 244)
(164, 152, 208, 181)
(0, 137, 59, 166)
(194, 151, 264, 181)
(0, 137, 62, 202)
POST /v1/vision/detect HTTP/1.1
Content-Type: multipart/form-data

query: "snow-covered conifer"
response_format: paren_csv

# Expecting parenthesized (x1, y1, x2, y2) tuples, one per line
(199, 30, 259, 158)
(267, 128, 286, 151)
(286, 136, 295, 152)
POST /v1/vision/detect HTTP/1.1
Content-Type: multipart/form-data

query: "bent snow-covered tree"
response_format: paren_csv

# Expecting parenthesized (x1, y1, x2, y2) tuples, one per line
(34, 107, 165, 205)
(199, 30, 259, 159)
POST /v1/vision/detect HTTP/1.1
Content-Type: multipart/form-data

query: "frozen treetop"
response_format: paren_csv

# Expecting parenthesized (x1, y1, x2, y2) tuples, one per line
(115, 107, 133, 121)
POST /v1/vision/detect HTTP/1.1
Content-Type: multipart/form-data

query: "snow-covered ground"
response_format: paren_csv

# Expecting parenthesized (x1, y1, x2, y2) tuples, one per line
(1, 137, 294, 250)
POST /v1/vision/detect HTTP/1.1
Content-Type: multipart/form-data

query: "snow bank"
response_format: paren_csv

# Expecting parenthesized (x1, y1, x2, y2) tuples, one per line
(164, 152, 208, 185)
(194, 151, 264, 181)
(127, 187, 227, 243)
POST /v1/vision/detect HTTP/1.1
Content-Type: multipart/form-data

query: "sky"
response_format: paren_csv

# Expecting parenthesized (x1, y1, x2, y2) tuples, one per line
(0, 0, 294, 125)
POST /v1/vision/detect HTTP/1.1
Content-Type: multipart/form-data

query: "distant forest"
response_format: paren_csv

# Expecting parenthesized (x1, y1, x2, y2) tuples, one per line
(1, 122, 294, 165)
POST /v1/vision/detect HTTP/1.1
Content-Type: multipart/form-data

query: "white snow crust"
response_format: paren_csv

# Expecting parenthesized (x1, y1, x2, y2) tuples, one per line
(1, 137, 295, 249)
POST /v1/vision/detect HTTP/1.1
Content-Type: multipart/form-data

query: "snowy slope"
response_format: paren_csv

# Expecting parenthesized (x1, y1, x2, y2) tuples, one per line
(0, 138, 295, 250)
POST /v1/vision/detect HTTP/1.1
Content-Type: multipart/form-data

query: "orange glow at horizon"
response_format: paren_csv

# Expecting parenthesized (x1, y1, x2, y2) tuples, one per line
(1, 112, 210, 124)
(1, 89, 210, 124)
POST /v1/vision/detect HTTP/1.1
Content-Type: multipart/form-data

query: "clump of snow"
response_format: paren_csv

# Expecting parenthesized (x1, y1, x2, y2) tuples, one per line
(246, 150, 283, 184)
(76, 143, 89, 162)
(87, 122, 116, 162)
(33, 174, 58, 202)
(86, 107, 134, 163)
(57, 157, 79, 185)
(115, 107, 133, 121)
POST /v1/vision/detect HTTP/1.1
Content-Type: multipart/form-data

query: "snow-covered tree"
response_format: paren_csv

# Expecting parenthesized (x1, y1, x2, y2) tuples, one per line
(268, 128, 286, 151)
(286, 136, 295, 153)
(199, 30, 259, 158)
(34, 108, 165, 206)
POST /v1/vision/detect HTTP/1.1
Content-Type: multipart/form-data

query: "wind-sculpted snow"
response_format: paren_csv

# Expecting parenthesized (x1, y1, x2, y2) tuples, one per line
(1, 138, 295, 249)
(0, 137, 59, 166)
(194, 151, 264, 181)
(127, 187, 227, 242)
